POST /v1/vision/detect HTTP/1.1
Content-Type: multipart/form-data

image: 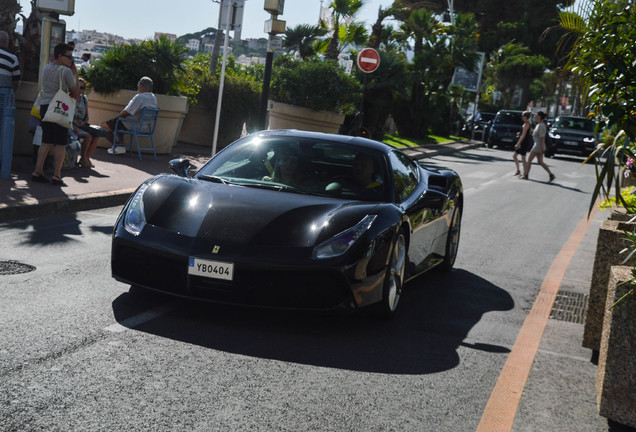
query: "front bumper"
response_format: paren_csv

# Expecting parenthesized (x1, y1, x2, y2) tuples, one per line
(111, 226, 387, 311)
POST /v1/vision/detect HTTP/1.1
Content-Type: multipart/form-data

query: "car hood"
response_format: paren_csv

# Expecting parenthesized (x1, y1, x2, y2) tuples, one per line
(551, 128, 595, 138)
(138, 175, 380, 248)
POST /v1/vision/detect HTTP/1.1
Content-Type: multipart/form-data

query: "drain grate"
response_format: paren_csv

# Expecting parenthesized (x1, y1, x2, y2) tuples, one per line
(550, 291, 588, 324)
(0, 260, 36, 276)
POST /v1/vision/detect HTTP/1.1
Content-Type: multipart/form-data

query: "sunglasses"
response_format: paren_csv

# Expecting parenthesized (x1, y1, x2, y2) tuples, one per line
(79, 86, 86, 90)
(61, 54, 73, 59)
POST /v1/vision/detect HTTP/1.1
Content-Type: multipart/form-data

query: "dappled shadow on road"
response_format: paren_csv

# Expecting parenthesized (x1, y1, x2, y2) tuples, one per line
(111, 269, 514, 375)
(520, 177, 587, 193)
(0, 211, 114, 246)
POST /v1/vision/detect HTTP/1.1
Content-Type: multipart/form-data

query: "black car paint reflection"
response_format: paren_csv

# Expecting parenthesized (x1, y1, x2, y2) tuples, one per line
(111, 130, 463, 316)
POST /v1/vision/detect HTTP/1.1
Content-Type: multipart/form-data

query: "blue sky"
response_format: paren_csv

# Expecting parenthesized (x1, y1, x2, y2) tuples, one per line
(17, 0, 396, 40)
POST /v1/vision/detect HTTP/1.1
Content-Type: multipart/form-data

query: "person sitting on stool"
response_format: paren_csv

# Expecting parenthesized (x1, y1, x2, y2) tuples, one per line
(100, 76, 157, 154)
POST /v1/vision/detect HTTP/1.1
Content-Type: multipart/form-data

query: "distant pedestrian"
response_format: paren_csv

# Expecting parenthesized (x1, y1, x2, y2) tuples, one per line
(0, 30, 20, 91)
(100, 76, 157, 154)
(513, 111, 533, 176)
(522, 111, 555, 182)
(31, 43, 80, 186)
(79, 53, 91, 69)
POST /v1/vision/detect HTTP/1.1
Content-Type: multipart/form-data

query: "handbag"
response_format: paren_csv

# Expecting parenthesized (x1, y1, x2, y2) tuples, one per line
(30, 90, 42, 119)
(42, 71, 76, 129)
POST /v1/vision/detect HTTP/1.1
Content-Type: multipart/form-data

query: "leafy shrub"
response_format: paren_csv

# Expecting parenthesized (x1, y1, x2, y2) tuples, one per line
(270, 55, 361, 115)
(177, 54, 262, 147)
(81, 36, 188, 95)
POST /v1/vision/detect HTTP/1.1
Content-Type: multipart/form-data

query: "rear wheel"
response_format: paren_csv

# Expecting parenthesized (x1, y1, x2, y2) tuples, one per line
(439, 206, 462, 272)
(376, 232, 406, 317)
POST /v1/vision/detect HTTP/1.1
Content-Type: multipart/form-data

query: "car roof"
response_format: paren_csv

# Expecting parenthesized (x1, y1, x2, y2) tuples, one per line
(255, 129, 394, 154)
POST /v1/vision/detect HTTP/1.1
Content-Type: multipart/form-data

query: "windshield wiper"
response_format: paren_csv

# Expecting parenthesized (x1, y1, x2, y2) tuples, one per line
(198, 175, 230, 185)
(243, 183, 309, 194)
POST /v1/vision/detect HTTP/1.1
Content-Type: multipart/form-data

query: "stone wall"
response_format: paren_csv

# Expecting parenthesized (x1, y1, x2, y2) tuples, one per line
(596, 265, 636, 427)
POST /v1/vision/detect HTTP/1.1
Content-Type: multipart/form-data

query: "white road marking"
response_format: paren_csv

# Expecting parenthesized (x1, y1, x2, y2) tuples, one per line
(103, 306, 173, 333)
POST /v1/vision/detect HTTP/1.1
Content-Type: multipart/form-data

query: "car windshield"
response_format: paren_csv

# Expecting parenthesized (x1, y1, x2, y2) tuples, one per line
(494, 112, 523, 125)
(196, 135, 390, 202)
(553, 117, 595, 132)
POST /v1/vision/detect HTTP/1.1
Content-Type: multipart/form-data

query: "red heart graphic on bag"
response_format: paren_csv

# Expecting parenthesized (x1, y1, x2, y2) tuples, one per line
(62, 103, 69, 111)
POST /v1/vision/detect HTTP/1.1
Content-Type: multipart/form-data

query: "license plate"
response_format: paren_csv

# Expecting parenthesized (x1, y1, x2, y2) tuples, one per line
(501, 137, 514, 143)
(188, 257, 234, 280)
(564, 140, 579, 146)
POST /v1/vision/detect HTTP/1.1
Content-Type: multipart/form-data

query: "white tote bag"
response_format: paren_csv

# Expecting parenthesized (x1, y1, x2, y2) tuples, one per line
(42, 71, 76, 129)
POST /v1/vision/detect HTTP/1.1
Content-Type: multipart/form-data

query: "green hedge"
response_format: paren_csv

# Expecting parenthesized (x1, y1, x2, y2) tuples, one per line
(270, 55, 361, 115)
(80, 36, 187, 95)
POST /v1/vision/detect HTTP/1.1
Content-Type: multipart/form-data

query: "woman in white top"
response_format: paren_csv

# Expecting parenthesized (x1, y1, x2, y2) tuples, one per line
(521, 111, 555, 183)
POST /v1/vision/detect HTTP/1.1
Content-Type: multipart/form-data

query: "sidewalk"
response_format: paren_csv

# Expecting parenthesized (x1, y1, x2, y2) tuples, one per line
(0, 139, 483, 222)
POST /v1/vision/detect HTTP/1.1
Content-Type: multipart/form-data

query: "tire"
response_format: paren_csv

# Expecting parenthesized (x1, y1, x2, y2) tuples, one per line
(375, 232, 407, 318)
(439, 206, 462, 272)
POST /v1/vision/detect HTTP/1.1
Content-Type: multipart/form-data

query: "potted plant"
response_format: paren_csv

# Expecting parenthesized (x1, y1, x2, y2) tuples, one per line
(176, 54, 262, 151)
(268, 55, 361, 133)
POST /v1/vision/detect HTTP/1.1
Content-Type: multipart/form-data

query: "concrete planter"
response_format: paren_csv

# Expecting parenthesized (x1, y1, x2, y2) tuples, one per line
(178, 104, 214, 150)
(88, 89, 188, 154)
(609, 205, 635, 222)
(583, 220, 636, 351)
(267, 100, 345, 134)
(596, 265, 636, 428)
(13, 81, 39, 156)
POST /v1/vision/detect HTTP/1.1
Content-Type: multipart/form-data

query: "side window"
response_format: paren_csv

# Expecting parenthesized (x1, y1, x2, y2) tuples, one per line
(388, 151, 419, 202)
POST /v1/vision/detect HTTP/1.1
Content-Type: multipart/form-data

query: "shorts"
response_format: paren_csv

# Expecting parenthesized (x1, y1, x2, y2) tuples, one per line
(40, 105, 69, 146)
(105, 117, 129, 131)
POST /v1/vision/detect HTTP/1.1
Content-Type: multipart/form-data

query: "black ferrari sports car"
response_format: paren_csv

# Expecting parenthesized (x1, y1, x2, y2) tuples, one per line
(111, 130, 463, 316)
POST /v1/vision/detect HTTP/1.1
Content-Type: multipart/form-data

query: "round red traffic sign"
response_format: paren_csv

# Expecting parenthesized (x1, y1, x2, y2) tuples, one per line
(357, 48, 380, 73)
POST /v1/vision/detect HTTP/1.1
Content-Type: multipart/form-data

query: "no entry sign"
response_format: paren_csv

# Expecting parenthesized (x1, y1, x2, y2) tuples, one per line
(357, 48, 380, 73)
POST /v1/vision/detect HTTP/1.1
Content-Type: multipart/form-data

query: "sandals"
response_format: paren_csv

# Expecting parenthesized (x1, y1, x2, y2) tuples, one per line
(513, 171, 521, 176)
(31, 173, 49, 183)
(51, 176, 67, 187)
(77, 158, 94, 168)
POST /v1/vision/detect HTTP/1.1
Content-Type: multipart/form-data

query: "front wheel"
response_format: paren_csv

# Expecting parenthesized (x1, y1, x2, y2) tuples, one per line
(439, 206, 462, 272)
(375, 232, 406, 317)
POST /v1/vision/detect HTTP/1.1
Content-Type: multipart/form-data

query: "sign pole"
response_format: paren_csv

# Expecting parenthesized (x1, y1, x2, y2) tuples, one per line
(212, 0, 233, 156)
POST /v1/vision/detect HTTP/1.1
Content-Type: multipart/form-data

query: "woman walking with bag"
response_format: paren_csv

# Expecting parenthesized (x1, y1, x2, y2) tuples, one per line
(513, 111, 533, 176)
(31, 43, 79, 186)
(522, 111, 555, 182)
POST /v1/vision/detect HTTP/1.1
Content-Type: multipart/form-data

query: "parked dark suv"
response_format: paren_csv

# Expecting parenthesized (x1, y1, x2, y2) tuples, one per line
(487, 110, 524, 148)
(545, 115, 597, 157)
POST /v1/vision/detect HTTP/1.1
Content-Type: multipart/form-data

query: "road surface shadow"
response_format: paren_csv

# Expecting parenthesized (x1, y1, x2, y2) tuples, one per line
(111, 268, 513, 375)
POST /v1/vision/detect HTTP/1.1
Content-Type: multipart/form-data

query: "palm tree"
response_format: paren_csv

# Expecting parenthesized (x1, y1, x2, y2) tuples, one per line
(368, 1, 436, 49)
(284, 24, 327, 59)
(324, 0, 365, 60)
(0, 0, 20, 34)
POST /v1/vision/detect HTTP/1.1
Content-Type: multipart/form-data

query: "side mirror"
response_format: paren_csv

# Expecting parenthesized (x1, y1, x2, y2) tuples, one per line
(169, 158, 193, 177)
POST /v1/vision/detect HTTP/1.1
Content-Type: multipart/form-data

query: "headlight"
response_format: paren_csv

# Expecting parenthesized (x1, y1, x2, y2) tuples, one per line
(549, 132, 561, 139)
(583, 136, 596, 143)
(312, 215, 377, 260)
(124, 181, 153, 236)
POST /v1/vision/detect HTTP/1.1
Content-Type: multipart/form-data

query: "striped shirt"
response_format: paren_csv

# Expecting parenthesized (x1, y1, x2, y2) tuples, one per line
(0, 48, 20, 88)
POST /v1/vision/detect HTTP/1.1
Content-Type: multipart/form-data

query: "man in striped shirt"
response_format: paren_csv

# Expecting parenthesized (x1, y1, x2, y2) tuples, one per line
(0, 31, 20, 91)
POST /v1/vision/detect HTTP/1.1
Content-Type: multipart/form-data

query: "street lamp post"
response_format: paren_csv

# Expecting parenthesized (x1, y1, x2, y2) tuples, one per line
(258, 0, 285, 130)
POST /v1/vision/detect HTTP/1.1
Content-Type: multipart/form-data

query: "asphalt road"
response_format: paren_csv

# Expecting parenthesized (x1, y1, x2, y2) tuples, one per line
(0, 147, 619, 431)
